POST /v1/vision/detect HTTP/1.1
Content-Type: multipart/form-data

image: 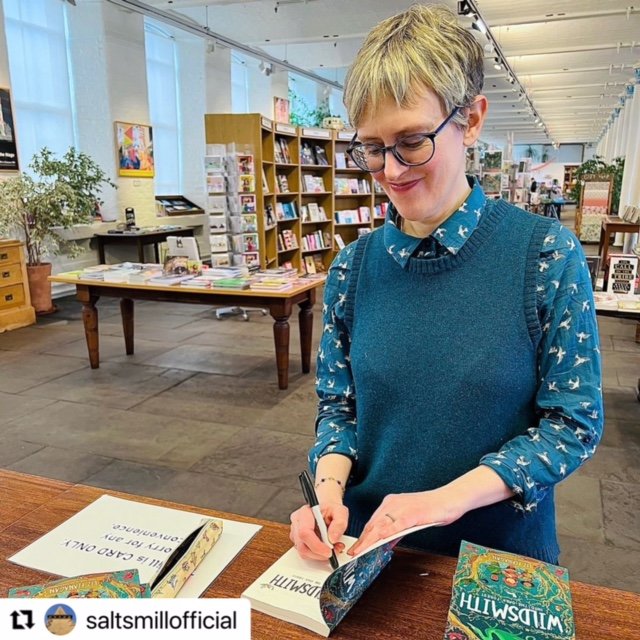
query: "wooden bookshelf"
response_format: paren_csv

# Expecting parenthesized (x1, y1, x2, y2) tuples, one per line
(203, 115, 391, 271)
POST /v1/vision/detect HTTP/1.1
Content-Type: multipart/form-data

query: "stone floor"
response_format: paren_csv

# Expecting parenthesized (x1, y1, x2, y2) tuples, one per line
(1, 206, 639, 593)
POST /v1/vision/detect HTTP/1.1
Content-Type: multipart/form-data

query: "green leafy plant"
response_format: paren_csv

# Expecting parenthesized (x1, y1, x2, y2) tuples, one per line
(0, 147, 116, 265)
(288, 89, 338, 128)
(569, 155, 625, 214)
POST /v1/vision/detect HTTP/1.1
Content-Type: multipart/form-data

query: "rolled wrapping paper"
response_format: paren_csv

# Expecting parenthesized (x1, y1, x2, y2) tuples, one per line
(151, 519, 224, 598)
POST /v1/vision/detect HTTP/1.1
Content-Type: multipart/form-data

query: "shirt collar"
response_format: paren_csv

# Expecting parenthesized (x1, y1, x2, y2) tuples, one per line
(383, 176, 487, 268)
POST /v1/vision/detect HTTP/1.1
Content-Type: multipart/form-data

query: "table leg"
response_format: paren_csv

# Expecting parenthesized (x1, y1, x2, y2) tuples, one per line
(98, 239, 106, 264)
(121, 298, 134, 355)
(298, 295, 315, 374)
(154, 242, 160, 264)
(270, 306, 291, 390)
(137, 240, 145, 263)
(77, 288, 100, 369)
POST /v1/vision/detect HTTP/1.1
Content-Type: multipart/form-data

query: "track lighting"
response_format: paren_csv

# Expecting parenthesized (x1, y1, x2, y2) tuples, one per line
(493, 57, 502, 70)
(259, 61, 274, 76)
(472, 19, 487, 35)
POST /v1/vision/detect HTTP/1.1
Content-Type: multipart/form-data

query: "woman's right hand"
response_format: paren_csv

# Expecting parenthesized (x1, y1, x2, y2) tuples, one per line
(289, 500, 349, 561)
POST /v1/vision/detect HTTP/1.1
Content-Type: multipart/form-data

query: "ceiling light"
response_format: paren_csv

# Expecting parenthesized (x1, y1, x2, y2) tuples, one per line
(472, 19, 487, 35)
(457, 1, 475, 17)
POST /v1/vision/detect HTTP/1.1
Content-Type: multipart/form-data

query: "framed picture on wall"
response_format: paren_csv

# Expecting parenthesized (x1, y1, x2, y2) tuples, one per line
(115, 121, 154, 178)
(0, 88, 19, 171)
(273, 97, 290, 124)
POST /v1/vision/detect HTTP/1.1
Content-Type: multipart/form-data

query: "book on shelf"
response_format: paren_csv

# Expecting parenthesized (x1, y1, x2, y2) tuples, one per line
(9, 495, 260, 599)
(276, 137, 291, 163)
(236, 153, 254, 175)
(242, 521, 438, 636)
(276, 174, 290, 193)
(335, 152, 347, 169)
(604, 254, 638, 296)
(282, 201, 298, 220)
(242, 213, 258, 233)
(444, 540, 575, 640)
(621, 204, 640, 223)
(239, 174, 255, 193)
(335, 234, 346, 250)
(314, 145, 329, 165)
(304, 255, 317, 275)
(240, 194, 256, 213)
(262, 166, 269, 192)
(242, 233, 259, 253)
(303, 175, 325, 193)
(300, 141, 316, 165)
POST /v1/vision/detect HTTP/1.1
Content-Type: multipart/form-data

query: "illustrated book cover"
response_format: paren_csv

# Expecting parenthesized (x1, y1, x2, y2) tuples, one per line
(9, 569, 148, 599)
(444, 540, 575, 640)
(9, 495, 261, 599)
(242, 522, 437, 636)
(604, 254, 638, 297)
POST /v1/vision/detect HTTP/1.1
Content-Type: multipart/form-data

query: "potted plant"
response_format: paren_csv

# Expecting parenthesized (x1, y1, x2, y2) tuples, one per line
(0, 147, 116, 313)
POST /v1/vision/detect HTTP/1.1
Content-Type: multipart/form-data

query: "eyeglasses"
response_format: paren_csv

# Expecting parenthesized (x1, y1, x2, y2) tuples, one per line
(346, 107, 459, 173)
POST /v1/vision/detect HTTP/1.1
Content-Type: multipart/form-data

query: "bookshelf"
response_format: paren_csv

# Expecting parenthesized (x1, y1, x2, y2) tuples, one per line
(333, 129, 375, 248)
(204, 113, 274, 270)
(204, 114, 391, 272)
(299, 127, 334, 271)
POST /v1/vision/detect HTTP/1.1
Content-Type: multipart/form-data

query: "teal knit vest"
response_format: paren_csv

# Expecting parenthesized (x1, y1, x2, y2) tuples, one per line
(344, 200, 559, 562)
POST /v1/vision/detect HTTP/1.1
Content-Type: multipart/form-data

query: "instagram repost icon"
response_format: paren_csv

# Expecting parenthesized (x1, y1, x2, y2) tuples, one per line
(44, 604, 76, 636)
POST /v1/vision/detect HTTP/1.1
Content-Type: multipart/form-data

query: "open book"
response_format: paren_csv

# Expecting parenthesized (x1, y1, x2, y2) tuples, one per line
(9, 495, 260, 598)
(242, 522, 437, 636)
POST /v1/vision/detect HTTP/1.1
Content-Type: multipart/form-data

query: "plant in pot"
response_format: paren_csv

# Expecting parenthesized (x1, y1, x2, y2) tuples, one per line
(0, 147, 116, 313)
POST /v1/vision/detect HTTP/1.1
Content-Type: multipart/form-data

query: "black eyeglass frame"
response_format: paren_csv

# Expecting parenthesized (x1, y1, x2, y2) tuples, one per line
(346, 107, 460, 173)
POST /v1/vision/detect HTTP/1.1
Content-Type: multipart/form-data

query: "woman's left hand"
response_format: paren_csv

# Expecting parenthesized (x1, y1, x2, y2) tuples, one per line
(347, 486, 465, 556)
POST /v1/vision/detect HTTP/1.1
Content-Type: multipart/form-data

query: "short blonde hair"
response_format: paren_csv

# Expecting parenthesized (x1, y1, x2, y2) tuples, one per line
(344, 4, 484, 128)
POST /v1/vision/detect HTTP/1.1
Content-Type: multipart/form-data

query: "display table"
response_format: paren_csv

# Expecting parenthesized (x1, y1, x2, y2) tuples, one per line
(49, 274, 325, 390)
(0, 470, 638, 639)
(598, 216, 640, 268)
(93, 226, 195, 264)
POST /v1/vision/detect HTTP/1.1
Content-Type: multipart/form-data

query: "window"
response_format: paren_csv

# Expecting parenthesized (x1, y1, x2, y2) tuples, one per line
(145, 20, 180, 195)
(2, 0, 75, 168)
(231, 52, 249, 113)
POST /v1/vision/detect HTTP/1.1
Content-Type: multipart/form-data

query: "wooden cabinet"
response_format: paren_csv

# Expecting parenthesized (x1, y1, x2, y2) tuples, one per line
(0, 239, 35, 332)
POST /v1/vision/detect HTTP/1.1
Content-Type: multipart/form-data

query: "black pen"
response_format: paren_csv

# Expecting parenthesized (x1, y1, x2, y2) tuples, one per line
(298, 471, 339, 570)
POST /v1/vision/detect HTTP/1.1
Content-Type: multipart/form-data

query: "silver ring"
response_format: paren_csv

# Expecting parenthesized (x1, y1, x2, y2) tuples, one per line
(384, 513, 396, 524)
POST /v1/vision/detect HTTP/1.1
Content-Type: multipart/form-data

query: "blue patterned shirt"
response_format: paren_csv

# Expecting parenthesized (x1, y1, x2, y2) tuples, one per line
(311, 178, 603, 513)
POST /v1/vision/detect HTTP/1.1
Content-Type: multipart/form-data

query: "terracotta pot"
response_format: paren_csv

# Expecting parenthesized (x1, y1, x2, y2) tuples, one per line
(26, 263, 55, 314)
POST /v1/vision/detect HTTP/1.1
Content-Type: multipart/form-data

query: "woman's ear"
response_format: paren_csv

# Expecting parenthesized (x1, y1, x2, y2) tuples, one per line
(463, 95, 488, 147)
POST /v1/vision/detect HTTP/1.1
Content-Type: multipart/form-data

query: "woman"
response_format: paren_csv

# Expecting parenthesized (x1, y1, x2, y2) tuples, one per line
(290, 5, 603, 564)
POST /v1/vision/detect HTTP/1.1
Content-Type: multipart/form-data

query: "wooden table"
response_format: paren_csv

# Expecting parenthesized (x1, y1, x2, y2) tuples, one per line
(0, 470, 637, 639)
(595, 297, 640, 400)
(597, 216, 640, 269)
(94, 227, 195, 264)
(49, 275, 324, 390)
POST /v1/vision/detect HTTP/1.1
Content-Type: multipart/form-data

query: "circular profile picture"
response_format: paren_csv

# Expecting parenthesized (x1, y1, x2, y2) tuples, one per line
(44, 604, 76, 636)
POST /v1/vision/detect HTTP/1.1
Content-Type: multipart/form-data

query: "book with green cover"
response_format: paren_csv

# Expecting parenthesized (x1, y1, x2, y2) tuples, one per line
(444, 541, 575, 640)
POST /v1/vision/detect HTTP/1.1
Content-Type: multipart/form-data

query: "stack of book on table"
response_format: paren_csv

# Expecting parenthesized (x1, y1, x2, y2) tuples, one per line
(250, 267, 300, 292)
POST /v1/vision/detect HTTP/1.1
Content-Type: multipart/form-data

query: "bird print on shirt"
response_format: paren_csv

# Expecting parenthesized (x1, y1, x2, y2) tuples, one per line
(311, 190, 602, 514)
